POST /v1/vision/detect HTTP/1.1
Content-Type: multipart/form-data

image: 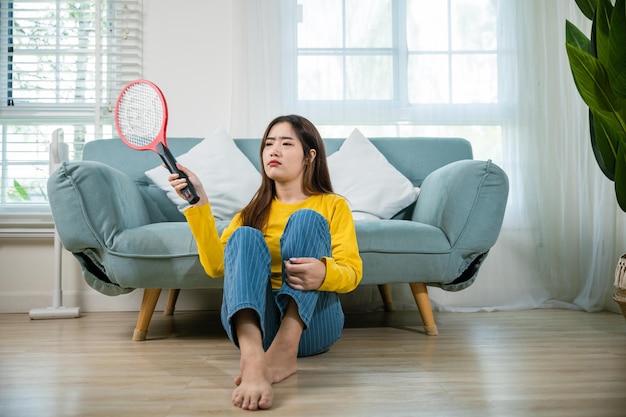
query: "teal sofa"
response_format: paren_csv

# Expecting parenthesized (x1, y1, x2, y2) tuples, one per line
(48, 136, 509, 340)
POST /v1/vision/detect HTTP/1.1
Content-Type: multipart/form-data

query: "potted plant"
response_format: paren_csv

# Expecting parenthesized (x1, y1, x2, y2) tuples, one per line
(565, 0, 626, 319)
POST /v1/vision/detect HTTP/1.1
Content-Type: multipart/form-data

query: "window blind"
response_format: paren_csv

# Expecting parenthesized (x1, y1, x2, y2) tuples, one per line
(0, 0, 142, 214)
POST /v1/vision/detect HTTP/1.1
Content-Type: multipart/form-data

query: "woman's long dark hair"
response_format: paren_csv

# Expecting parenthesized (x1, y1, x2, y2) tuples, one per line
(239, 115, 333, 231)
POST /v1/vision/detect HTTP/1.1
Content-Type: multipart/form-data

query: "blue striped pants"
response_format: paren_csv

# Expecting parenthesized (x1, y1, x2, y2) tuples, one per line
(221, 209, 344, 357)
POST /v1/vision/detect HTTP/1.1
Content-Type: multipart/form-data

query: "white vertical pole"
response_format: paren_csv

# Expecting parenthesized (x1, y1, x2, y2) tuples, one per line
(29, 129, 81, 319)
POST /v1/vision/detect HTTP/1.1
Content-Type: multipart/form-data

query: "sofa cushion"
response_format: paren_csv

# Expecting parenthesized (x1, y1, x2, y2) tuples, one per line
(145, 127, 261, 220)
(354, 219, 449, 253)
(328, 128, 419, 219)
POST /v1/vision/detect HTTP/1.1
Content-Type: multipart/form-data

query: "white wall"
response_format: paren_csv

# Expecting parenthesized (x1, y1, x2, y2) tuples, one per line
(143, 1, 234, 137)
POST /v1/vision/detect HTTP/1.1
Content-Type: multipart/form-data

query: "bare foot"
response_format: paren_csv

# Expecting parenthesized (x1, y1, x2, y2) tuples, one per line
(232, 299, 303, 402)
(232, 350, 273, 411)
(266, 340, 298, 383)
(234, 340, 298, 387)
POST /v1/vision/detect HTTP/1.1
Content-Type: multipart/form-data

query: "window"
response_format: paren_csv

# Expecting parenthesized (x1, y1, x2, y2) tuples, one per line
(283, 0, 508, 162)
(0, 0, 142, 215)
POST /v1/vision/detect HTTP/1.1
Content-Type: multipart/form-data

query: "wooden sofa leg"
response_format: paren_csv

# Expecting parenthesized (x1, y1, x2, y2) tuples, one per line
(409, 283, 439, 336)
(164, 289, 180, 316)
(377, 284, 395, 312)
(132, 288, 162, 341)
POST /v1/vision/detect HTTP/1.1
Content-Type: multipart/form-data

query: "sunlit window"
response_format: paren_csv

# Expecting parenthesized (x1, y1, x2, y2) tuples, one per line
(284, 0, 506, 163)
(0, 0, 141, 213)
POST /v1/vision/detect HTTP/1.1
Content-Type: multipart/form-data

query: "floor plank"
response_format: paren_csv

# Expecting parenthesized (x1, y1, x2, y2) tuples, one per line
(1, 309, 625, 416)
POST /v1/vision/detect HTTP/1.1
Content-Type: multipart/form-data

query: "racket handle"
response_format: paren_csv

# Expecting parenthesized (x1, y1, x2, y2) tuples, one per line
(157, 143, 200, 205)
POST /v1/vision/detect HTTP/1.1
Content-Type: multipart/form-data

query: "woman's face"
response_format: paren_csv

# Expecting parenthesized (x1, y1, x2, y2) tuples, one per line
(262, 121, 314, 185)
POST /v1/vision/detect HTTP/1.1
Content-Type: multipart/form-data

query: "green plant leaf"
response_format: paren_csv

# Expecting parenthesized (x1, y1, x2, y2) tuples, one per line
(566, 20, 592, 53)
(566, 43, 617, 113)
(594, 0, 613, 65)
(615, 143, 626, 211)
(568, 0, 626, 212)
(590, 111, 618, 180)
(12, 180, 30, 201)
(575, 0, 597, 20)
(608, 0, 626, 98)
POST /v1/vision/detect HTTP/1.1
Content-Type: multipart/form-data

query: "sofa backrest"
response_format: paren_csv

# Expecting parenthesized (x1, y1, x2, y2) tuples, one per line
(82, 136, 473, 222)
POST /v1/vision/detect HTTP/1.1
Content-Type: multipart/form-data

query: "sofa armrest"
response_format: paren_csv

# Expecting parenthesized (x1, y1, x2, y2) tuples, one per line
(411, 159, 509, 251)
(48, 161, 152, 252)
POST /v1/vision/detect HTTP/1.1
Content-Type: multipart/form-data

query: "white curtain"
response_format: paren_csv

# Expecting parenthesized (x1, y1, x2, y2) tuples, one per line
(230, 0, 622, 314)
(230, 0, 285, 138)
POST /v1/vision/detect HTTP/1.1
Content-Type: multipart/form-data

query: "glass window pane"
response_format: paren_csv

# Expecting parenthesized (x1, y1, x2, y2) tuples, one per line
(289, 0, 502, 125)
(408, 54, 449, 104)
(406, 0, 449, 51)
(315, 125, 502, 164)
(345, 0, 392, 48)
(451, 0, 497, 50)
(10, 2, 99, 105)
(298, 0, 343, 48)
(4, 166, 49, 203)
(451, 54, 497, 103)
(0, 122, 102, 206)
(1, 1, 142, 211)
(298, 56, 344, 100)
(346, 55, 393, 99)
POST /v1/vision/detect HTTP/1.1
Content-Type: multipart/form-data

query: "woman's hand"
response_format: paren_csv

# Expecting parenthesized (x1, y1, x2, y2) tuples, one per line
(283, 257, 326, 291)
(168, 163, 209, 206)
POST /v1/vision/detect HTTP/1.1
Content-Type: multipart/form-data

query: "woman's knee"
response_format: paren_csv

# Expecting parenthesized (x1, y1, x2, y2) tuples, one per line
(229, 225, 264, 244)
(226, 226, 268, 258)
(286, 209, 327, 230)
(281, 209, 331, 258)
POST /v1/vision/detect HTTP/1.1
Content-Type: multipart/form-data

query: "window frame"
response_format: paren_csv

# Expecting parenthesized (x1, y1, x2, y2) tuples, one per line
(0, 0, 142, 220)
(282, 0, 508, 126)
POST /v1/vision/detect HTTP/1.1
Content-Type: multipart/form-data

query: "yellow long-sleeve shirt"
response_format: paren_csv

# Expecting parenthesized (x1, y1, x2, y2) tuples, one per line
(183, 193, 363, 293)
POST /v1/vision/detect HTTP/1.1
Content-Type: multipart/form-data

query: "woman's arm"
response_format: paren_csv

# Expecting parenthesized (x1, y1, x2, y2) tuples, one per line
(170, 164, 226, 278)
(184, 204, 225, 278)
(318, 197, 363, 293)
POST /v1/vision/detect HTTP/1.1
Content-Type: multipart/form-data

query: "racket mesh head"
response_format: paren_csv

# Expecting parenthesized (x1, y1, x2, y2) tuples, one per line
(116, 83, 164, 147)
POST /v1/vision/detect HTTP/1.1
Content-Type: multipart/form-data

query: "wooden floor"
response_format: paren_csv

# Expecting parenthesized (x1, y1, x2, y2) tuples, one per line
(1, 308, 625, 417)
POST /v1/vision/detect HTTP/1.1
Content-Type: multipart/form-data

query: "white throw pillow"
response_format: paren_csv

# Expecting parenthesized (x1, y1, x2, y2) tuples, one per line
(351, 212, 381, 221)
(145, 127, 261, 220)
(328, 129, 419, 220)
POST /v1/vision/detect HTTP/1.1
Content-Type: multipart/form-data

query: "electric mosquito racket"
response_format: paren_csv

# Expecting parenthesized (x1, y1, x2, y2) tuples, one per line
(114, 79, 199, 204)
